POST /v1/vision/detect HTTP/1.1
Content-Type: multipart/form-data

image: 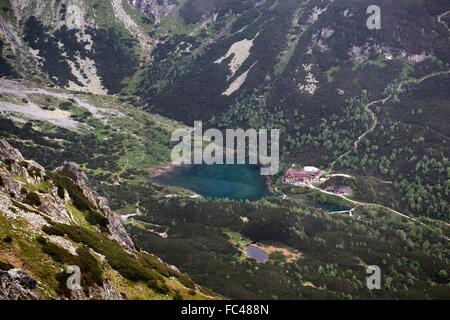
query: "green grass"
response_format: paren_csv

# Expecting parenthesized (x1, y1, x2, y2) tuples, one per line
(306, 191, 354, 208)
(121, 0, 155, 34)
(24, 180, 52, 194)
(400, 62, 415, 79)
(43, 223, 163, 283)
(224, 230, 251, 249)
(43, 222, 207, 297)
(324, 66, 340, 82)
(0, 212, 59, 298)
(157, 0, 193, 36)
(0, 92, 25, 104)
(67, 204, 98, 232)
(364, 58, 386, 69)
(37, 236, 103, 290)
(85, 0, 123, 30)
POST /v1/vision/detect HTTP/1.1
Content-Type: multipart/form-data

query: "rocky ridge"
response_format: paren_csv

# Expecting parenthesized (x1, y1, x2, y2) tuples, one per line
(0, 139, 211, 300)
(130, 0, 177, 21)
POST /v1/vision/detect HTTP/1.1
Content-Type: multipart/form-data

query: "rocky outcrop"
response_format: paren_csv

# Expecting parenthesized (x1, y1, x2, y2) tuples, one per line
(69, 282, 125, 300)
(0, 139, 208, 300)
(0, 140, 135, 251)
(52, 162, 99, 211)
(0, 140, 42, 201)
(0, 141, 71, 223)
(0, 171, 26, 200)
(0, 139, 27, 177)
(130, 0, 176, 20)
(0, 140, 24, 163)
(34, 188, 73, 224)
(98, 197, 136, 252)
(53, 162, 135, 251)
(23, 160, 46, 183)
(0, 140, 46, 183)
(0, 269, 38, 300)
(69, 282, 124, 300)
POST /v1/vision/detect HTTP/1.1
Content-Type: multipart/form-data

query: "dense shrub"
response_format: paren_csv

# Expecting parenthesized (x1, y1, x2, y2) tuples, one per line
(0, 260, 14, 271)
(23, 191, 42, 206)
(43, 224, 163, 283)
(85, 210, 109, 229)
(2, 235, 13, 243)
(38, 235, 103, 290)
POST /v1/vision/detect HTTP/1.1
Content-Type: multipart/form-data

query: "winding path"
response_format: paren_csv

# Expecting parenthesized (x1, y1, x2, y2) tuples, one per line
(437, 10, 450, 29)
(290, 70, 450, 241)
(330, 10, 450, 169)
(330, 70, 450, 169)
(278, 182, 450, 242)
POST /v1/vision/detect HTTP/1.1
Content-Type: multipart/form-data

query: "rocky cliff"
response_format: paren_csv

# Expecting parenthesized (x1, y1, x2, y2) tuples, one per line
(130, 0, 177, 21)
(0, 139, 212, 300)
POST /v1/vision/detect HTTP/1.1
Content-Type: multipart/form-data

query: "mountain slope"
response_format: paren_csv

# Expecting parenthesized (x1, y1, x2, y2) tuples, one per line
(0, 139, 214, 299)
(134, 0, 450, 221)
(0, 0, 449, 301)
(0, 0, 157, 94)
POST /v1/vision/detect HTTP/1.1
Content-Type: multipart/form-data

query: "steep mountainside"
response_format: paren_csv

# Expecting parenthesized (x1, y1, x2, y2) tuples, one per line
(134, 0, 450, 221)
(0, 0, 154, 94)
(131, 0, 177, 21)
(0, 139, 213, 299)
(0, 0, 449, 301)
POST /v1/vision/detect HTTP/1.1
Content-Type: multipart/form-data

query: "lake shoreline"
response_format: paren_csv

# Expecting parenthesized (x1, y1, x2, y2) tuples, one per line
(149, 161, 183, 178)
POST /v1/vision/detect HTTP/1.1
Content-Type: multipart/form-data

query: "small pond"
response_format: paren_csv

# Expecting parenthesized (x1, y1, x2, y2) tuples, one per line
(245, 245, 269, 262)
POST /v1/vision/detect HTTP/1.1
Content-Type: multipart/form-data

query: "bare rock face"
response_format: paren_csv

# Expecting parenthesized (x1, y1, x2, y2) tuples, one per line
(23, 160, 46, 183)
(0, 139, 27, 177)
(67, 281, 124, 300)
(89, 282, 124, 300)
(0, 140, 72, 223)
(0, 172, 72, 224)
(0, 269, 38, 300)
(0, 141, 136, 253)
(0, 140, 25, 164)
(53, 162, 135, 251)
(98, 197, 136, 252)
(52, 162, 99, 211)
(0, 140, 46, 183)
(0, 171, 26, 200)
(35, 188, 73, 224)
(131, 0, 176, 20)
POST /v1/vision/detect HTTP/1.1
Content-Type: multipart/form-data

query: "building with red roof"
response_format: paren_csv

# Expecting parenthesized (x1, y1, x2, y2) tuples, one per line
(283, 168, 320, 185)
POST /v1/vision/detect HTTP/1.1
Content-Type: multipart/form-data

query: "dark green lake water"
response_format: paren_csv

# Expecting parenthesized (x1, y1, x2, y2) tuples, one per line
(152, 164, 271, 201)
